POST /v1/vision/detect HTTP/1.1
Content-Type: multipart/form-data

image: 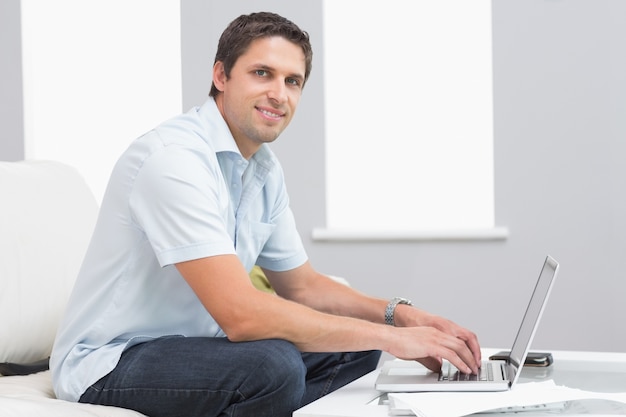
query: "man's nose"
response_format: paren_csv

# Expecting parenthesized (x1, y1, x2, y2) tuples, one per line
(267, 79, 288, 103)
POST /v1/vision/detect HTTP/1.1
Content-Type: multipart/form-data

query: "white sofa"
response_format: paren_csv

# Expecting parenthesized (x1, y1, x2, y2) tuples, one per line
(0, 160, 145, 416)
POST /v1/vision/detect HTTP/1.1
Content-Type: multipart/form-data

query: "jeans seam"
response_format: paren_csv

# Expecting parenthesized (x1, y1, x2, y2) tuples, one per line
(319, 352, 348, 397)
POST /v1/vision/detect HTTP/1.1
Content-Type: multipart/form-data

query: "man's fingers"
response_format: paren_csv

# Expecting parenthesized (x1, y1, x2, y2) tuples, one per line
(443, 336, 480, 374)
(416, 356, 442, 373)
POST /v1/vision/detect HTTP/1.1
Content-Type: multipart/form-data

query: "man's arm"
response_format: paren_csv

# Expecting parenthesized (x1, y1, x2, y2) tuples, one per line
(265, 261, 481, 371)
(176, 256, 480, 374)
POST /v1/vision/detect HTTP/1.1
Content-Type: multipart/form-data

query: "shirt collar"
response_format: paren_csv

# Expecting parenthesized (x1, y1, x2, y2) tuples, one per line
(197, 97, 239, 154)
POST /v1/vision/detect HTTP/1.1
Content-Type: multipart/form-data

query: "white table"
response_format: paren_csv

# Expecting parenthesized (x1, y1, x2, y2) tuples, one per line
(293, 350, 626, 417)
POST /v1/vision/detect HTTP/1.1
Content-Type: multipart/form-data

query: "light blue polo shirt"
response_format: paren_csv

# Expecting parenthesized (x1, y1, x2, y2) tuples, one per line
(50, 98, 308, 402)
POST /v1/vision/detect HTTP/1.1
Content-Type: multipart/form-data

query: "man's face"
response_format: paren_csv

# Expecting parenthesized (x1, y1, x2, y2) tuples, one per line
(213, 36, 306, 158)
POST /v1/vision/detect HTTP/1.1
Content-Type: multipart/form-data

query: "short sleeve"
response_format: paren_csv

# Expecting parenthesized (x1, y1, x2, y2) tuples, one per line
(129, 145, 236, 266)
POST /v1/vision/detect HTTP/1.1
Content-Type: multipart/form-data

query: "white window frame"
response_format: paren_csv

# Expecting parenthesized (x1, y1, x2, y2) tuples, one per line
(20, 0, 183, 204)
(317, 0, 507, 241)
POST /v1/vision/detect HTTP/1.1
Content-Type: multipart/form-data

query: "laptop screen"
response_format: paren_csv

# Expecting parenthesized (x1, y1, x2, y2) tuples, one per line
(508, 256, 559, 372)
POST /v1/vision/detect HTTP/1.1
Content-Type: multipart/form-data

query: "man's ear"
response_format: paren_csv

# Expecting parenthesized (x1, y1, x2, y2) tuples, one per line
(212, 61, 226, 92)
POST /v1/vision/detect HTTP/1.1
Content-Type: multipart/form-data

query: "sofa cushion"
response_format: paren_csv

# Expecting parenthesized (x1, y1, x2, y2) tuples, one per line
(0, 160, 98, 365)
(0, 371, 146, 416)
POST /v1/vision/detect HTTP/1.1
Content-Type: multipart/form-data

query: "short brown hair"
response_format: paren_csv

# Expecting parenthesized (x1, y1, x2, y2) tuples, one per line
(209, 12, 313, 97)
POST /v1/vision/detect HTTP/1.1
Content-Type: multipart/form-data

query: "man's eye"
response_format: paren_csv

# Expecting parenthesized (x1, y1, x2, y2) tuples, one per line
(286, 78, 301, 87)
(255, 69, 268, 77)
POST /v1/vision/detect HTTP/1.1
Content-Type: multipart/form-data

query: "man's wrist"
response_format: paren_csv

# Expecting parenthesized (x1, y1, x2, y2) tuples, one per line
(384, 297, 413, 326)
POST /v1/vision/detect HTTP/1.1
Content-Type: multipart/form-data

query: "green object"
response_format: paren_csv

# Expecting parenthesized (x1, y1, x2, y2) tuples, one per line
(249, 266, 276, 294)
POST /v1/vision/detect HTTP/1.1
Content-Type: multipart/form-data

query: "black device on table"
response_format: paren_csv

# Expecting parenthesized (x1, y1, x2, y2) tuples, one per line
(489, 351, 553, 367)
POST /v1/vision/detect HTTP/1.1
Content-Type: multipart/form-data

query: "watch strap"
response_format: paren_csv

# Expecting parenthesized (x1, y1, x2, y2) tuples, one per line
(385, 297, 413, 326)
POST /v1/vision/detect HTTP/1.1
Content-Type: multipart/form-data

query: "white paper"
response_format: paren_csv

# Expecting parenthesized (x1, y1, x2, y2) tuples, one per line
(389, 380, 626, 417)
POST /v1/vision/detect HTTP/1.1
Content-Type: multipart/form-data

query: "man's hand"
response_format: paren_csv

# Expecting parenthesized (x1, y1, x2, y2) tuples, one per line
(391, 304, 481, 374)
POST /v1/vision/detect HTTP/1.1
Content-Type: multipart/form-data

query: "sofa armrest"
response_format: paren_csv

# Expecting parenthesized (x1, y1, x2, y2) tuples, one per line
(0, 160, 98, 365)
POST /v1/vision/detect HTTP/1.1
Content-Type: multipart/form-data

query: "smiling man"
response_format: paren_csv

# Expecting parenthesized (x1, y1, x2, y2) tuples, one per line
(213, 35, 304, 156)
(50, 12, 481, 417)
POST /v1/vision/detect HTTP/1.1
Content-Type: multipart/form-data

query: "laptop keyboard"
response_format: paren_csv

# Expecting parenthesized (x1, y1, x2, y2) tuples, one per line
(439, 361, 494, 382)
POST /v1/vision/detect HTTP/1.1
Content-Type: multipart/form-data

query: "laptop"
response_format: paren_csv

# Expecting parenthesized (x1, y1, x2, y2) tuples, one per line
(375, 255, 559, 392)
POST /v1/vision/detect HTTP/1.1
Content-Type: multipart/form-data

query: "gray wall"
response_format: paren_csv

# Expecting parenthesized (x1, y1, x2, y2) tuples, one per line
(4, 0, 624, 353)
(0, 0, 25, 161)
(182, 0, 626, 353)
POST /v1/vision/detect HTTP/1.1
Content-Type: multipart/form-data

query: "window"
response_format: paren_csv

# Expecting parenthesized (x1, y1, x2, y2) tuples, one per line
(21, 0, 182, 203)
(318, 0, 505, 240)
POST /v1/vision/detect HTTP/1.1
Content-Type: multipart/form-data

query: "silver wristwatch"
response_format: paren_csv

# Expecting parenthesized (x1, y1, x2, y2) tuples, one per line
(385, 297, 413, 326)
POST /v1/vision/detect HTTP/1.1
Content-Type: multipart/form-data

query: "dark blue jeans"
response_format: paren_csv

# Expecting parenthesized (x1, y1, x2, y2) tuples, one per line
(79, 337, 381, 417)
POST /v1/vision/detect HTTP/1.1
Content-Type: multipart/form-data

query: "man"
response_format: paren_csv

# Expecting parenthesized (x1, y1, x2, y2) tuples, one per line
(51, 12, 481, 417)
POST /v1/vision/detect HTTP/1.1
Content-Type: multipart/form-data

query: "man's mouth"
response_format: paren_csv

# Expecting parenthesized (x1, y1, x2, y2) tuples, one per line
(257, 107, 284, 120)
